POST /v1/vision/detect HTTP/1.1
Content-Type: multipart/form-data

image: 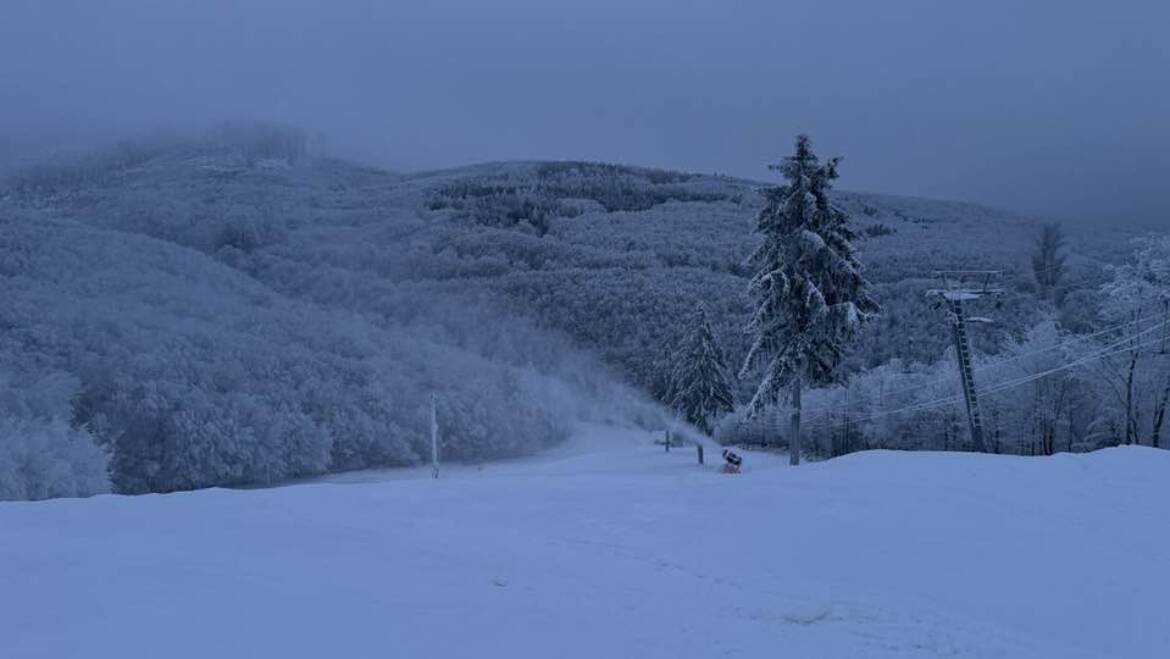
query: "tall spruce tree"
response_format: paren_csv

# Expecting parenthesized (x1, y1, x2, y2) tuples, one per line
(1032, 222, 1067, 302)
(670, 307, 735, 435)
(740, 135, 878, 465)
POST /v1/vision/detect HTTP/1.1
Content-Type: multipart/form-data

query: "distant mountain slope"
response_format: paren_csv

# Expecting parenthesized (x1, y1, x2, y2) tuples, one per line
(1, 137, 1133, 406)
(0, 203, 634, 497)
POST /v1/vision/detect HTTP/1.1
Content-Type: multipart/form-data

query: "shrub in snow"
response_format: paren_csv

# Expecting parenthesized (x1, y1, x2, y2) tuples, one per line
(0, 417, 110, 501)
(0, 371, 109, 501)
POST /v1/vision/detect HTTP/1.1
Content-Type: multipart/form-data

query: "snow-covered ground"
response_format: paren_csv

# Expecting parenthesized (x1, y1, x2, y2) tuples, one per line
(1, 424, 1167, 658)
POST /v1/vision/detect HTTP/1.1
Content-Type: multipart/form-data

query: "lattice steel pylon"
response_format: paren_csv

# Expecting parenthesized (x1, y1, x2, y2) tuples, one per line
(927, 271, 1004, 453)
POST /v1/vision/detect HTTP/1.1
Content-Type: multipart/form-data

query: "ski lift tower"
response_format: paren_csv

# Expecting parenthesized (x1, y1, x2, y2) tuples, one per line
(926, 271, 1004, 453)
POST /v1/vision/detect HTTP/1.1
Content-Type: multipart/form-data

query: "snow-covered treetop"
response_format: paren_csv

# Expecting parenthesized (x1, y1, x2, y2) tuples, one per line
(1101, 234, 1170, 318)
(669, 305, 734, 434)
(741, 135, 879, 413)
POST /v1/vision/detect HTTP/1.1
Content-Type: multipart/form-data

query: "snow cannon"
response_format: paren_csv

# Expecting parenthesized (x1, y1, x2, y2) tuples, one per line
(721, 449, 742, 474)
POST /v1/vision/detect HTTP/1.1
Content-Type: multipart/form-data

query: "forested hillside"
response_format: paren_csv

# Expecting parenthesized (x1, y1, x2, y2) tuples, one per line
(0, 129, 1146, 498)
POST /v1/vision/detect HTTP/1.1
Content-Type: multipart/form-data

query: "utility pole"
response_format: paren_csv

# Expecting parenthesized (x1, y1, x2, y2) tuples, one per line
(927, 271, 1003, 453)
(841, 384, 850, 457)
(430, 393, 440, 479)
(789, 378, 801, 465)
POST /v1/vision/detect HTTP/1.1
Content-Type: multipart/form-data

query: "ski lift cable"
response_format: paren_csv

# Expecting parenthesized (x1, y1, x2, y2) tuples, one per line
(800, 315, 1154, 417)
(804, 315, 1149, 417)
(968, 315, 1150, 374)
(800, 323, 1168, 430)
(972, 335, 1166, 401)
(856, 329, 1167, 423)
(801, 330, 1168, 433)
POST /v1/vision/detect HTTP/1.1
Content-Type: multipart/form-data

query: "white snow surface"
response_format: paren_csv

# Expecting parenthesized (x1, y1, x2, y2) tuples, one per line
(1, 424, 1167, 658)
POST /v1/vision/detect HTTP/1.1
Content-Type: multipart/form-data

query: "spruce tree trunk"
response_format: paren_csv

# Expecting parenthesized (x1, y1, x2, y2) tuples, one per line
(790, 377, 802, 466)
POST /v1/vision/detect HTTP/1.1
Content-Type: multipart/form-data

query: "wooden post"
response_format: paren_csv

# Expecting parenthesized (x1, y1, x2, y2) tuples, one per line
(697, 444, 704, 465)
(664, 429, 671, 452)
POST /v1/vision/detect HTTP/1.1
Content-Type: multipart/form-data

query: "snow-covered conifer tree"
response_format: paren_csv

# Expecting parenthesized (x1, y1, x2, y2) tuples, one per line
(740, 135, 879, 465)
(669, 307, 734, 435)
(1032, 222, 1067, 302)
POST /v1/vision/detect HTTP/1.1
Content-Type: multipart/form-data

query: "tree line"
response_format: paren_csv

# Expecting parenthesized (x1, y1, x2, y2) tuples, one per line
(666, 136, 1170, 463)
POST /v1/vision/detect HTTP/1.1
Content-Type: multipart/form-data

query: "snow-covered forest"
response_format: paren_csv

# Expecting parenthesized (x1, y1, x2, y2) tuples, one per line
(0, 125, 1162, 500)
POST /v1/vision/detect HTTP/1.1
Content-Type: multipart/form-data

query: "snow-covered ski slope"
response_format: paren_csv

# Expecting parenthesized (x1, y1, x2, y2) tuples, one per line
(1, 424, 1166, 658)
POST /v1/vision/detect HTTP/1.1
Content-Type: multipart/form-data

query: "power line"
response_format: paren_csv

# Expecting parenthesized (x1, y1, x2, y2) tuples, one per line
(971, 316, 1147, 375)
(801, 326, 1168, 435)
(977, 335, 1164, 400)
(800, 314, 1150, 418)
(798, 320, 1168, 429)
(873, 327, 1164, 420)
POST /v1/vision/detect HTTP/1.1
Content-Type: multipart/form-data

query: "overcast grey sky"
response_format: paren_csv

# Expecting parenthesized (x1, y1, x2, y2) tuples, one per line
(2, 0, 1167, 224)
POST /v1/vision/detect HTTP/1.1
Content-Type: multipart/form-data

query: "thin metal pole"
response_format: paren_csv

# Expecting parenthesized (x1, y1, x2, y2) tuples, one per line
(790, 377, 802, 466)
(430, 393, 440, 479)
